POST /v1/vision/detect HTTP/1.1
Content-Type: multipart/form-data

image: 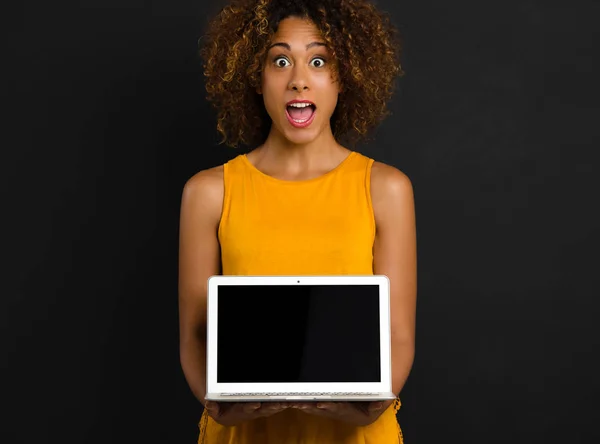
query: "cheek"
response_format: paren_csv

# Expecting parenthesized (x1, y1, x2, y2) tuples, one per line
(317, 83, 340, 110)
(261, 75, 283, 105)
(261, 91, 283, 120)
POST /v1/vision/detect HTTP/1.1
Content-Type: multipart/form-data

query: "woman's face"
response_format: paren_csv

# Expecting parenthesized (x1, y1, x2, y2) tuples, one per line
(260, 17, 341, 145)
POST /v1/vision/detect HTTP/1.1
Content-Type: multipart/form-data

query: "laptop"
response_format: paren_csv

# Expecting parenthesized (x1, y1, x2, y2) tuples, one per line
(205, 275, 397, 402)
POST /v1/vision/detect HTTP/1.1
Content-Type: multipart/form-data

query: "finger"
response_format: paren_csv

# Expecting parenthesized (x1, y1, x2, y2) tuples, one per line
(368, 402, 384, 412)
(302, 403, 339, 418)
(316, 402, 338, 411)
(295, 403, 319, 413)
(290, 402, 309, 409)
(265, 402, 284, 410)
(255, 402, 289, 418)
(242, 402, 261, 414)
(350, 402, 371, 415)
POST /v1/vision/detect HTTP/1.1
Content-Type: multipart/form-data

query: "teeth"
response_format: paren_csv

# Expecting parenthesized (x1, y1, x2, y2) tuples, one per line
(288, 103, 313, 108)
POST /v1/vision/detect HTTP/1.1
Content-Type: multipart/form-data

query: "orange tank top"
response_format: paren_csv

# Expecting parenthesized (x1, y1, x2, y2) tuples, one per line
(199, 150, 403, 443)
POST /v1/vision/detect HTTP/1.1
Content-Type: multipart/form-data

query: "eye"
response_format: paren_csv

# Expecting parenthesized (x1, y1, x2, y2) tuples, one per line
(274, 57, 290, 68)
(310, 57, 327, 68)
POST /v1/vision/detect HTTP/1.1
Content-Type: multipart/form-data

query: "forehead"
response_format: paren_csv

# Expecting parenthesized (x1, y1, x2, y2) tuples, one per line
(271, 17, 324, 44)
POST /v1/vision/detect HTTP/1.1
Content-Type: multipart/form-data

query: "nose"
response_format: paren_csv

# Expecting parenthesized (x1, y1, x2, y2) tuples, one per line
(288, 66, 309, 92)
(288, 79, 309, 91)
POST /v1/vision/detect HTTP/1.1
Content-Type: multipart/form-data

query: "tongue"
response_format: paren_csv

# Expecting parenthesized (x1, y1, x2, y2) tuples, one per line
(288, 106, 314, 120)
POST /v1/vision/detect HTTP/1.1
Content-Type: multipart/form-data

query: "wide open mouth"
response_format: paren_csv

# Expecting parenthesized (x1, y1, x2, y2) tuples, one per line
(286, 103, 317, 123)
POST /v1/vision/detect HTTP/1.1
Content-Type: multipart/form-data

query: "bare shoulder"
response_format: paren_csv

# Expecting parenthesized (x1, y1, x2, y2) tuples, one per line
(181, 165, 225, 224)
(184, 165, 224, 192)
(370, 161, 414, 207)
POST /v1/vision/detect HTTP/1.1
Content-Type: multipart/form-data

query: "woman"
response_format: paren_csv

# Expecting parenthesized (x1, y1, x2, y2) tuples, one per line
(178, 0, 416, 442)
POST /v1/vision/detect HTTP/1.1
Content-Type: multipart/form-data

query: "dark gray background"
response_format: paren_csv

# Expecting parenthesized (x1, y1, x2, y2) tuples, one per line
(2, 0, 598, 443)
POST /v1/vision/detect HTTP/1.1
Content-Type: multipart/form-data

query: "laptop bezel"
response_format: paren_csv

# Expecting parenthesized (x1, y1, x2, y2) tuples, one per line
(206, 275, 392, 395)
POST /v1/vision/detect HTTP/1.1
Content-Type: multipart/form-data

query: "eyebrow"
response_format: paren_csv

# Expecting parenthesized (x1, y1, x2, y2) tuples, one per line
(267, 42, 327, 51)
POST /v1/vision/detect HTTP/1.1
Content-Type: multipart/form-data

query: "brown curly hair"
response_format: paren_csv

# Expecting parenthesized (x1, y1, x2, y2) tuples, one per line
(199, 0, 404, 148)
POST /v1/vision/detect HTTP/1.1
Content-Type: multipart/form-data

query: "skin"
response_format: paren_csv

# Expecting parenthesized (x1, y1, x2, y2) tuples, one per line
(253, 16, 347, 180)
(178, 16, 416, 429)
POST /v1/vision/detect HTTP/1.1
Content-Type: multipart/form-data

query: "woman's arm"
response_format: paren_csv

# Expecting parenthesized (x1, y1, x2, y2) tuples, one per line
(178, 167, 224, 406)
(371, 162, 417, 399)
(296, 162, 417, 427)
(178, 169, 294, 426)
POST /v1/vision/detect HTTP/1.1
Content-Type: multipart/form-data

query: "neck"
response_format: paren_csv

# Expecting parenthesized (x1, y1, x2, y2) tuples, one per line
(259, 125, 344, 165)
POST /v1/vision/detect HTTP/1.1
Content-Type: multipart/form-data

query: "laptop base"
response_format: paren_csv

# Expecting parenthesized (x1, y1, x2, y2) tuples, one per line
(205, 392, 397, 402)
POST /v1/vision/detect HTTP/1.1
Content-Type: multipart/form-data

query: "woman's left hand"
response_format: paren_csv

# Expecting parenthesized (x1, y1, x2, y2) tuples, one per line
(290, 400, 391, 426)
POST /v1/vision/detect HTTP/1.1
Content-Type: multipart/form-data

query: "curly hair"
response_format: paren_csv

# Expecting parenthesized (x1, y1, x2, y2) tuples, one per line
(199, 0, 403, 148)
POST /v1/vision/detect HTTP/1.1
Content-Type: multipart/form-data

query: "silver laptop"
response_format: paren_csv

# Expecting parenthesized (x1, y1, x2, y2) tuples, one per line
(205, 275, 396, 402)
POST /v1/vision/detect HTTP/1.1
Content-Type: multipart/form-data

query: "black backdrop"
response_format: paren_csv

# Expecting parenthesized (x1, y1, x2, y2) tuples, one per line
(2, 1, 598, 443)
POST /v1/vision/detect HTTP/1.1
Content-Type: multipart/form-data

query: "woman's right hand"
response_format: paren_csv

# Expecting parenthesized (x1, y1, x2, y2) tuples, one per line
(204, 401, 291, 426)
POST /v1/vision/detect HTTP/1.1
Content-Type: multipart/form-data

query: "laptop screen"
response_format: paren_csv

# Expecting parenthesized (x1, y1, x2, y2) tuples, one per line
(217, 284, 381, 383)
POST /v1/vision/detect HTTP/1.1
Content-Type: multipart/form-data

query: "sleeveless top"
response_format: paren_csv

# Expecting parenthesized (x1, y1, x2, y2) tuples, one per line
(198, 151, 403, 444)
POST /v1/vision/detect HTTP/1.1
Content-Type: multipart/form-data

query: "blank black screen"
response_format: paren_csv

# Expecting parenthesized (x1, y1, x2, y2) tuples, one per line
(216, 284, 381, 383)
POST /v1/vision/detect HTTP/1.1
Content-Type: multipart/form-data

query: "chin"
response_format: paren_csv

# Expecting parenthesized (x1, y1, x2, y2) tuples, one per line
(280, 119, 324, 145)
(283, 130, 320, 146)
